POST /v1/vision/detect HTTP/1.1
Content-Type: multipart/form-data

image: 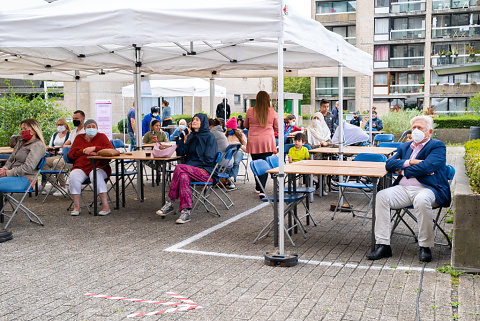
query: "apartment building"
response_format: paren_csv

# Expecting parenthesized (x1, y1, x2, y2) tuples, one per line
(312, 0, 480, 115)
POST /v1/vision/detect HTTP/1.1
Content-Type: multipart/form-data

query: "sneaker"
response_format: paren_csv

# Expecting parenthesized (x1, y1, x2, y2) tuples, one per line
(226, 178, 236, 190)
(70, 210, 81, 216)
(53, 187, 68, 197)
(258, 192, 266, 199)
(98, 209, 111, 216)
(175, 209, 191, 224)
(255, 190, 260, 194)
(156, 201, 175, 217)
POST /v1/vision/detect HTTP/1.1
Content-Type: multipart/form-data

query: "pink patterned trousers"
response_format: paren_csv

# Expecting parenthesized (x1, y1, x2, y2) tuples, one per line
(168, 164, 212, 211)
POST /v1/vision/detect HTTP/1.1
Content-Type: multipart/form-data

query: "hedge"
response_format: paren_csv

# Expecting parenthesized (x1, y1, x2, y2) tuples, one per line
(464, 139, 480, 194)
(434, 115, 480, 129)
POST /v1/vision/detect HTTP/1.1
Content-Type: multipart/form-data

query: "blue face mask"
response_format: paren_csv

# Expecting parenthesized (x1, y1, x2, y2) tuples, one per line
(227, 130, 235, 135)
(179, 124, 186, 130)
(86, 128, 97, 137)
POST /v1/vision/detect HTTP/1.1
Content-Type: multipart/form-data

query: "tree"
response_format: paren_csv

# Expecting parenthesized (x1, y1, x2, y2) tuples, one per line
(272, 77, 311, 105)
(468, 90, 480, 115)
(0, 80, 69, 146)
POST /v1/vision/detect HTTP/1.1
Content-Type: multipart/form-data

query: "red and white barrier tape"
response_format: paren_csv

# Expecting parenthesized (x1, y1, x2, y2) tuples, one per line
(84, 292, 201, 317)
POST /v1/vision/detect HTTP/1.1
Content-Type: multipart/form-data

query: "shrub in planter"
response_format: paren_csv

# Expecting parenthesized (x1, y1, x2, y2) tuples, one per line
(434, 115, 480, 128)
(381, 109, 424, 135)
(464, 139, 480, 194)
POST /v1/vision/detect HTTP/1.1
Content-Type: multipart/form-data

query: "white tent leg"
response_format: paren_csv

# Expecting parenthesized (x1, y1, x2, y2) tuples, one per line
(75, 70, 79, 110)
(338, 62, 344, 159)
(277, 34, 285, 256)
(134, 45, 143, 198)
(210, 78, 215, 118)
(122, 96, 126, 144)
(369, 76, 374, 145)
(192, 90, 195, 117)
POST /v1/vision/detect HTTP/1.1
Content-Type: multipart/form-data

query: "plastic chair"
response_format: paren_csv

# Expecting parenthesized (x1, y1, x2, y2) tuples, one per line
(390, 165, 455, 248)
(39, 150, 72, 202)
(0, 156, 47, 229)
(243, 129, 248, 137)
(332, 153, 387, 223)
(374, 134, 395, 145)
(214, 144, 241, 208)
(250, 159, 308, 246)
(377, 142, 402, 150)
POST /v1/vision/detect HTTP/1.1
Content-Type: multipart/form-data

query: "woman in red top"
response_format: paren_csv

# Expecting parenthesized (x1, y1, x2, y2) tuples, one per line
(68, 119, 113, 216)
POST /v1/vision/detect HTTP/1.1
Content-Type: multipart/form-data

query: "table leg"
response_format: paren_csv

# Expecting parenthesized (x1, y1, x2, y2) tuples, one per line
(121, 160, 126, 208)
(0, 193, 4, 224)
(306, 174, 311, 226)
(115, 159, 119, 210)
(273, 174, 278, 248)
(93, 159, 98, 216)
(151, 162, 155, 187)
(161, 161, 167, 206)
(371, 177, 378, 252)
(292, 173, 297, 235)
(140, 160, 144, 202)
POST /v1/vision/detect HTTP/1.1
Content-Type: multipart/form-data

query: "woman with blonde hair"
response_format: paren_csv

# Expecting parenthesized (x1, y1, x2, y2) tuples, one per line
(244, 91, 278, 197)
(0, 118, 46, 191)
(40, 118, 72, 196)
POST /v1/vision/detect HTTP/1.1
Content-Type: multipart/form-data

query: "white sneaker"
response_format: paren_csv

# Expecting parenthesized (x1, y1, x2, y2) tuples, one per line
(53, 187, 68, 197)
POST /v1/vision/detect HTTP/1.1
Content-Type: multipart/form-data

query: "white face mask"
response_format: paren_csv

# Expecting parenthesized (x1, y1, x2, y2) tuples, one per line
(411, 128, 426, 143)
(291, 121, 296, 126)
(57, 125, 66, 133)
(313, 119, 321, 127)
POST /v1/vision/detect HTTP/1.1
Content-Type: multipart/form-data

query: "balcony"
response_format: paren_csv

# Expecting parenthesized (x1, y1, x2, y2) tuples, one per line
(315, 12, 356, 25)
(432, 25, 480, 39)
(430, 82, 480, 94)
(389, 84, 425, 94)
(389, 56, 425, 67)
(390, 1, 426, 13)
(344, 37, 356, 45)
(315, 87, 356, 97)
(390, 28, 426, 40)
(431, 53, 480, 67)
(433, 0, 478, 10)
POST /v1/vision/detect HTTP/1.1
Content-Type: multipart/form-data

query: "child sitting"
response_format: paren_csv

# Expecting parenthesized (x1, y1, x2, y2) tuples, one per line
(288, 133, 309, 163)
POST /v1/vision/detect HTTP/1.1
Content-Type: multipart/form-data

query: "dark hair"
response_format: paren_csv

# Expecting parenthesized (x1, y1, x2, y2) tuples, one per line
(208, 118, 222, 127)
(151, 106, 159, 114)
(150, 119, 161, 131)
(73, 110, 85, 118)
(320, 99, 329, 106)
(405, 129, 412, 135)
(286, 114, 296, 122)
(372, 110, 378, 115)
(162, 100, 169, 107)
(294, 132, 306, 143)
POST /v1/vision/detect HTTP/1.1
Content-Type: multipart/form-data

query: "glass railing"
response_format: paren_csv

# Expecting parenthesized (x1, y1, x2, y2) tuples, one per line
(390, 0, 426, 13)
(433, 0, 478, 10)
(316, 87, 356, 97)
(389, 84, 425, 94)
(390, 29, 425, 40)
(431, 54, 480, 66)
(432, 25, 480, 38)
(389, 56, 425, 67)
(344, 37, 356, 45)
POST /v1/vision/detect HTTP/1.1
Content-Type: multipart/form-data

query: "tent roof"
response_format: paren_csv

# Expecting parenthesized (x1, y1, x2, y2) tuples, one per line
(122, 79, 227, 98)
(0, 0, 372, 81)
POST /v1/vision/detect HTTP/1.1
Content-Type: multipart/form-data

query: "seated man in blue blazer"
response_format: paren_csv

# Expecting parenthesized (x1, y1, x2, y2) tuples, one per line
(367, 115, 451, 262)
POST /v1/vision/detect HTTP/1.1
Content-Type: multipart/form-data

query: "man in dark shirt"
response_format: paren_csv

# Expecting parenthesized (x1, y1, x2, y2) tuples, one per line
(365, 110, 383, 131)
(127, 103, 136, 150)
(350, 111, 361, 127)
(332, 101, 339, 126)
(216, 98, 231, 121)
(319, 99, 335, 137)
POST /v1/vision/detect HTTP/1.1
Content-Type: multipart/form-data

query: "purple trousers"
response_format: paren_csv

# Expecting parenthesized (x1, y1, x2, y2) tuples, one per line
(168, 164, 212, 211)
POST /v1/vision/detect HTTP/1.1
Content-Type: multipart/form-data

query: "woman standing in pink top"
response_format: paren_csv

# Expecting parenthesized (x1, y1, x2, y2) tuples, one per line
(245, 91, 278, 197)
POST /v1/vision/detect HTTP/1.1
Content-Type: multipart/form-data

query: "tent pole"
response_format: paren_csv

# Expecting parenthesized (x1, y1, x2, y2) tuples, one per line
(369, 76, 373, 145)
(75, 70, 79, 110)
(134, 46, 143, 199)
(277, 35, 285, 256)
(122, 96, 126, 144)
(338, 62, 344, 160)
(210, 78, 215, 118)
(43, 81, 48, 100)
(192, 89, 195, 117)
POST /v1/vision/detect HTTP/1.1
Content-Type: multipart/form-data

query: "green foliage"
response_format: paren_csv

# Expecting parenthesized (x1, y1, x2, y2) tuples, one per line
(469, 90, 480, 115)
(302, 114, 313, 120)
(381, 109, 425, 135)
(437, 264, 465, 277)
(231, 112, 246, 120)
(450, 302, 461, 308)
(0, 81, 69, 146)
(434, 114, 480, 128)
(172, 115, 193, 124)
(117, 118, 127, 133)
(273, 77, 311, 105)
(464, 139, 480, 193)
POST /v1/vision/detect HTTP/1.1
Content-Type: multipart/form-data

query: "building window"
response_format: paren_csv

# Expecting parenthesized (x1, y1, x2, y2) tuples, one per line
(431, 97, 469, 112)
(390, 44, 425, 67)
(375, 0, 389, 7)
(374, 45, 389, 61)
(327, 25, 356, 44)
(234, 94, 241, 104)
(374, 73, 389, 86)
(375, 18, 389, 34)
(391, 16, 426, 39)
(315, 77, 356, 97)
(316, 1, 356, 14)
(432, 14, 475, 38)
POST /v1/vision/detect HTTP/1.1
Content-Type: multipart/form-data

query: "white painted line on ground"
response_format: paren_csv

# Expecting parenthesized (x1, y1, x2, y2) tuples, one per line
(164, 202, 269, 252)
(164, 202, 436, 273)
(171, 249, 436, 272)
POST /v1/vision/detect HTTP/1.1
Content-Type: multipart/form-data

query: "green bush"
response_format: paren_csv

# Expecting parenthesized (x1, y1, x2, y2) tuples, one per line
(117, 118, 127, 133)
(381, 109, 424, 135)
(469, 90, 480, 115)
(231, 112, 246, 120)
(172, 115, 193, 124)
(302, 114, 312, 120)
(0, 81, 69, 146)
(434, 115, 480, 128)
(464, 139, 480, 194)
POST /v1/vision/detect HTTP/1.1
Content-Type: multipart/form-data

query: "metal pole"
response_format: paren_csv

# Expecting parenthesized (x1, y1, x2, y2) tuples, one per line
(134, 46, 143, 199)
(75, 70, 79, 110)
(122, 96, 126, 145)
(210, 78, 215, 118)
(277, 33, 285, 256)
(369, 76, 374, 145)
(192, 89, 195, 117)
(43, 81, 48, 100)
(338, 63, 344, 160)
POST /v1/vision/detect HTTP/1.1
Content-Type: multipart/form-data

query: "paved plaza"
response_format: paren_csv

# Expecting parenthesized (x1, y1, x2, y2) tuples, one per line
(1, 147, 478, 320)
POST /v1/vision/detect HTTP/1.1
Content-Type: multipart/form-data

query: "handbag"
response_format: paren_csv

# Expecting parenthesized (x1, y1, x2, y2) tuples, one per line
(152, 143, 177, 158)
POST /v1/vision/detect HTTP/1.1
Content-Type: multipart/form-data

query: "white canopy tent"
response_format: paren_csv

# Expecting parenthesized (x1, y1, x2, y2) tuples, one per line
(0, 0, 373, 258)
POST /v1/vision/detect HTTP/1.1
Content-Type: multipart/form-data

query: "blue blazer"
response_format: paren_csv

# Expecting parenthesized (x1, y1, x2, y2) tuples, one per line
(386, 139, 451, 207)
